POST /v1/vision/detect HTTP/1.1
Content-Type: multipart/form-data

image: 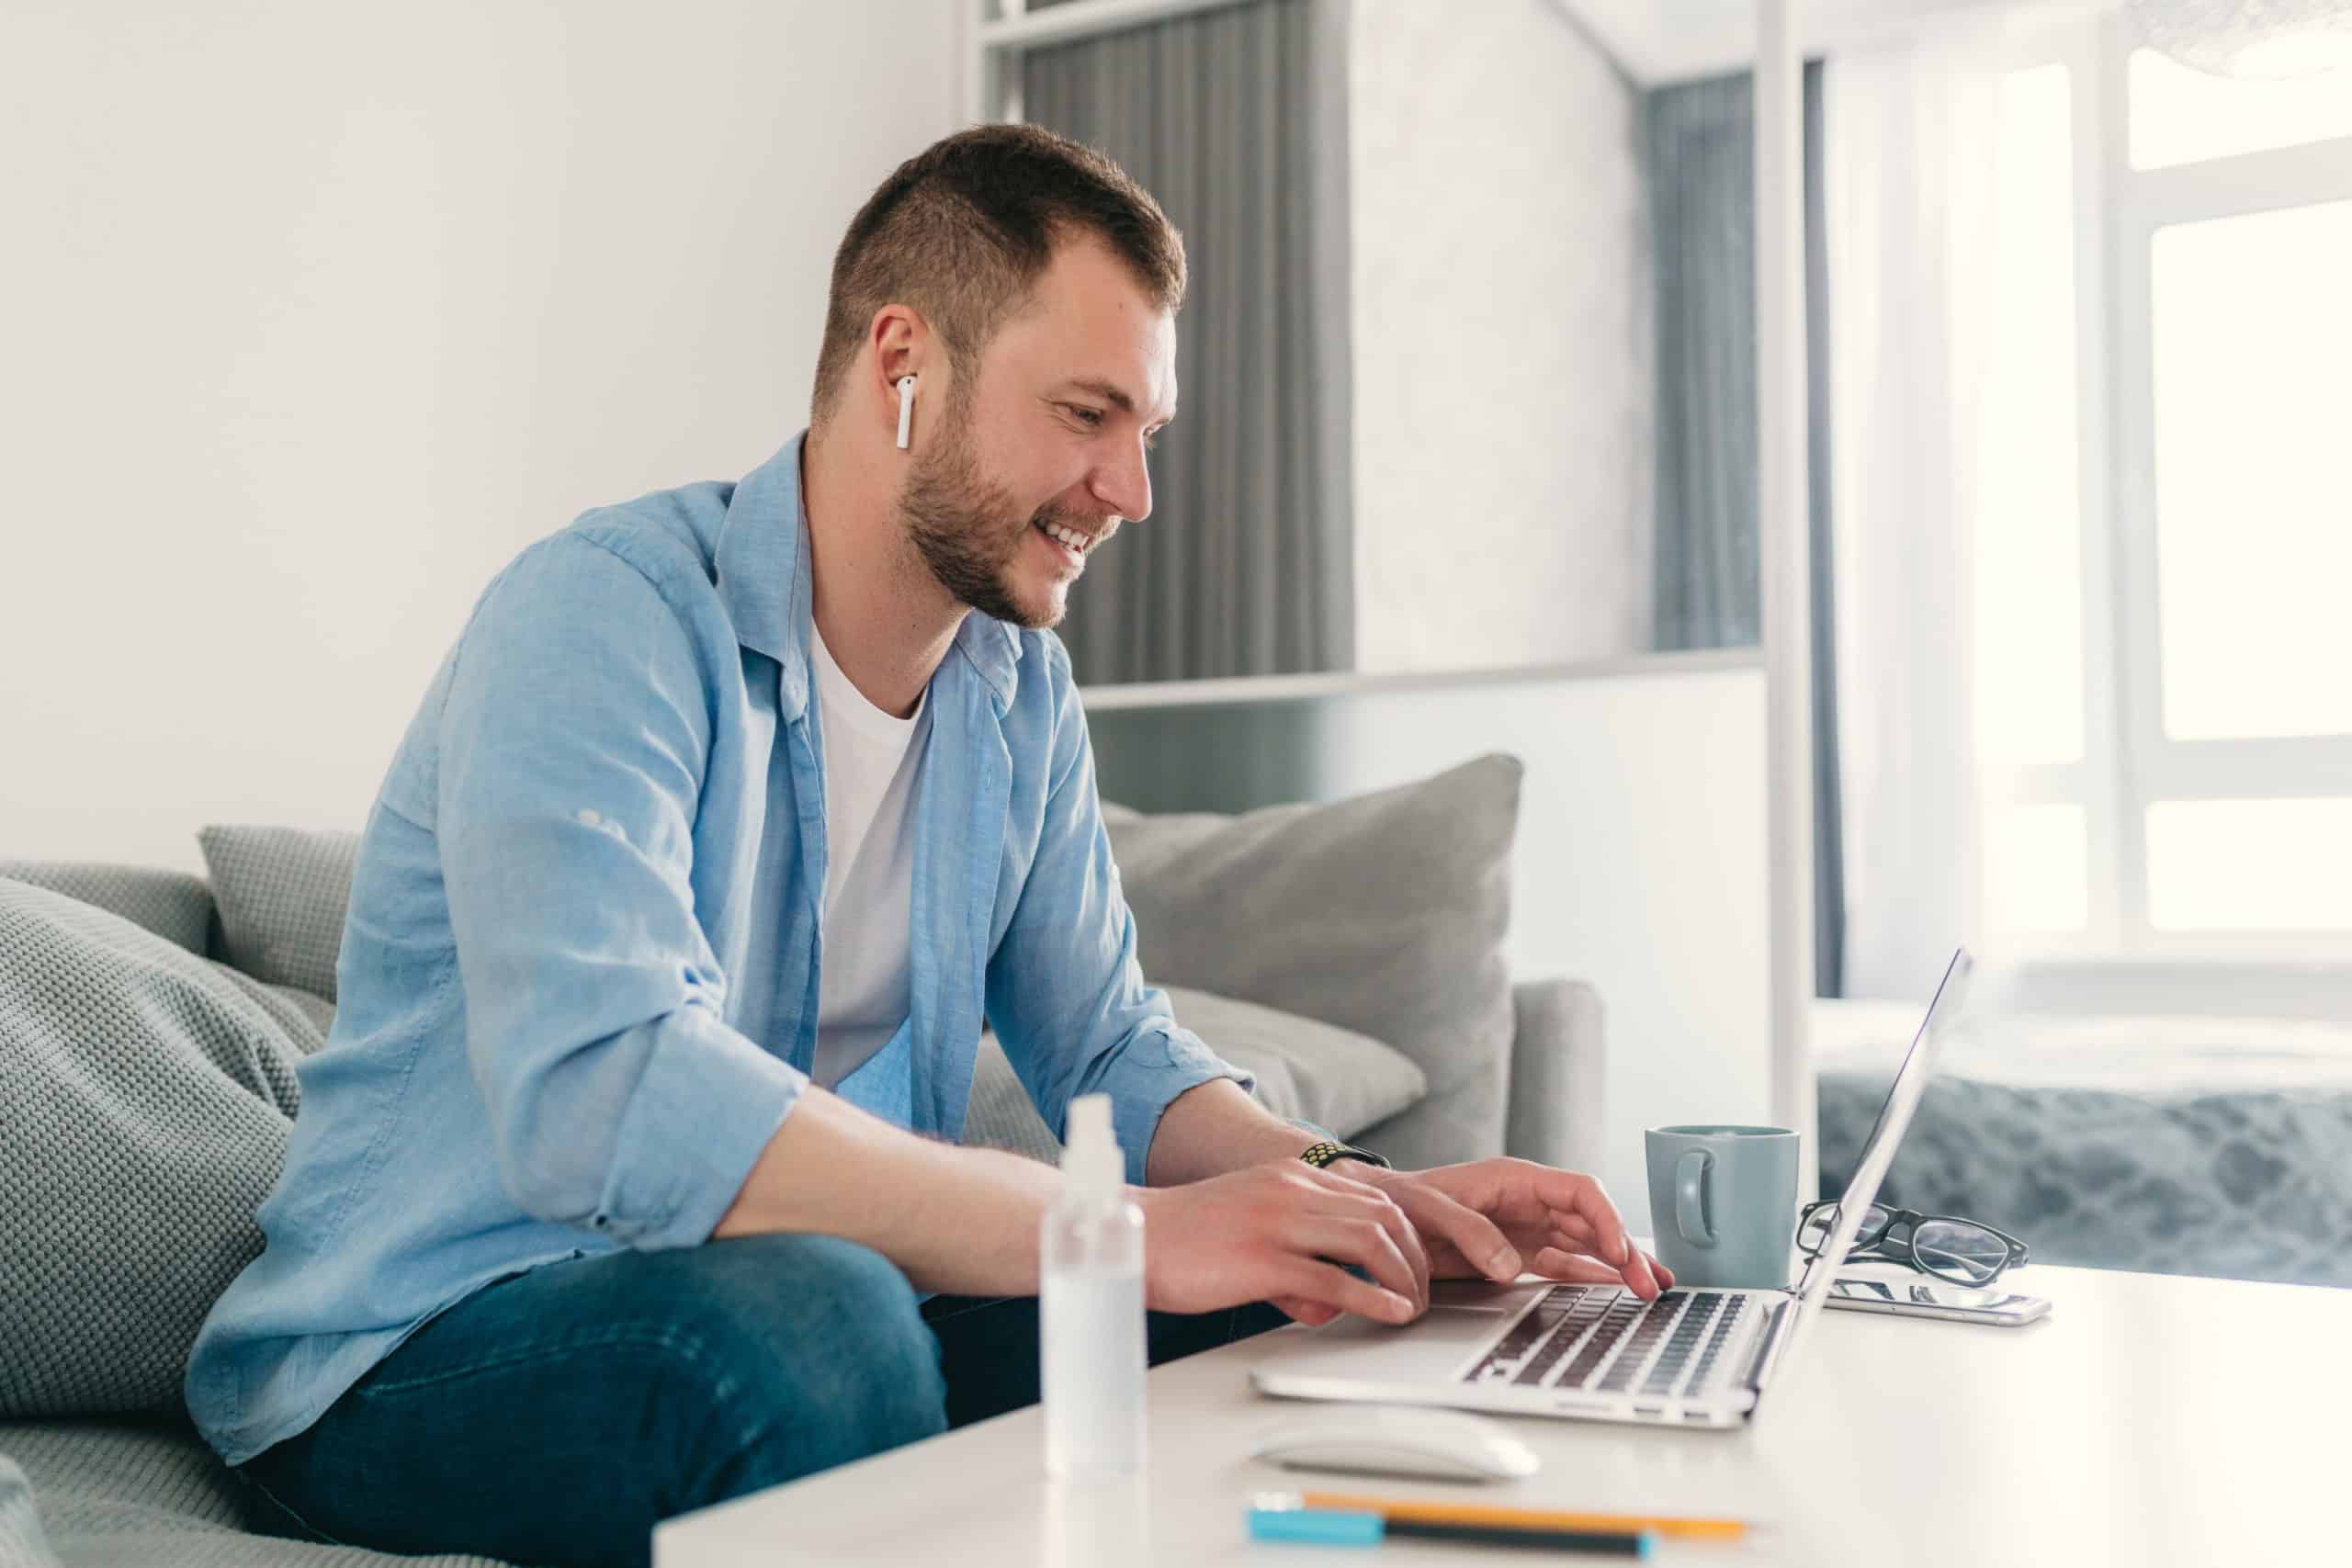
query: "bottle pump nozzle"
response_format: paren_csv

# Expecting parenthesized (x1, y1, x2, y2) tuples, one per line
(1063, 1093, 1123, 1197)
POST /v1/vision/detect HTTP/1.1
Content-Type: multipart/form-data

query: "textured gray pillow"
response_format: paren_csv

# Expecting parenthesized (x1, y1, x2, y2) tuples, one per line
(966, 984, 1430, 1163)
(0, 879, 324, 1418)
(0, 863, 215, 956)
(198, 824, 360, 1002)
(1101, 755, 1521, 1127)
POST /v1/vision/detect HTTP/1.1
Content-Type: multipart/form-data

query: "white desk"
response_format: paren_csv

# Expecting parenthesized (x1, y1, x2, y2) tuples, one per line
(657, 1264, 2349, 1566)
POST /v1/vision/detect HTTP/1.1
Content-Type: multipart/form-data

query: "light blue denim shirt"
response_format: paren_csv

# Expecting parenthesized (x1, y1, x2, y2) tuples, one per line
(186, 434, 1249, 1468)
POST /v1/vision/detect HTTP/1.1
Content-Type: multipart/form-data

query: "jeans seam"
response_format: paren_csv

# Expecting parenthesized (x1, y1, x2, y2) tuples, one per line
(918, 1294, 1021, 1325)
(353, 1325, 705, 1401)
(241, 1468, 356, 1549)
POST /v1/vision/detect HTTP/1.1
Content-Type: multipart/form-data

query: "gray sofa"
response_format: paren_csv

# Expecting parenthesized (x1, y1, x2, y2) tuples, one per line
(0, 753, 1601, 1565)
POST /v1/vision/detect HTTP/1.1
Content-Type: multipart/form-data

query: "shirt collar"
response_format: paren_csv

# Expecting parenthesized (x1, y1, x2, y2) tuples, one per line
(714, 432, 1023, 721)
(951, 602, 1023, 715)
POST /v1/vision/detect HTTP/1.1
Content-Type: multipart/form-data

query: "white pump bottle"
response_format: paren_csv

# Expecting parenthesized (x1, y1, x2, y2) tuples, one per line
(1041, 1094, 1148, 1479)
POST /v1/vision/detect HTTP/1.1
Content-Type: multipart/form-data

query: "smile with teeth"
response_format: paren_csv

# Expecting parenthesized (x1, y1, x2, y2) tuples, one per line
(1035, 519, 1096, 556)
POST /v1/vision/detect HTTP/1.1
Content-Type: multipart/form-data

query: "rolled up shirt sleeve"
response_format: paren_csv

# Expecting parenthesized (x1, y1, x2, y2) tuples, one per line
(984, 644, 1252, 1186)
(436, 535, 805, 1249)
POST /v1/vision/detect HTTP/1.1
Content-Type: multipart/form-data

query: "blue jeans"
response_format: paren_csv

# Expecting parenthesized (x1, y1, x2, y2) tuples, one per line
(237, 1234, 1284, 1567)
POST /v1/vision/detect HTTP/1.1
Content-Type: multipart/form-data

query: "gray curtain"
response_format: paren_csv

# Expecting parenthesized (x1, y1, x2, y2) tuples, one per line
(1023, 0, 1354, 685)
(1649, 72, 1760, 651)
(1647, 62, 1845, 996)
(1803, 63, 1844, 999)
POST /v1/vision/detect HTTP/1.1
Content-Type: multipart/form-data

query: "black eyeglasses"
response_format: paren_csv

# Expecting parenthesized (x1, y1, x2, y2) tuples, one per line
(1797, 1201, 2030, 1287)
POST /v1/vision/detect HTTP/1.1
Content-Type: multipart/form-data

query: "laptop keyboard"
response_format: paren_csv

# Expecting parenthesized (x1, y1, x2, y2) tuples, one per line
(1460, 1287, 1749, 1398)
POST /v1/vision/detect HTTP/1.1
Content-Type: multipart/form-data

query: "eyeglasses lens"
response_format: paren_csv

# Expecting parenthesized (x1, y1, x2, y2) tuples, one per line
(1914, 1218, 2009, 1284)
(1799, 1202, 1889, 1255)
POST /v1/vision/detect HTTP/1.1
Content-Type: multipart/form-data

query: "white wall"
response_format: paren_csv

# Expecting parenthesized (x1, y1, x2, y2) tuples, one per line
(1, 0, 960, 872)
(1349, 0, 1655, 675)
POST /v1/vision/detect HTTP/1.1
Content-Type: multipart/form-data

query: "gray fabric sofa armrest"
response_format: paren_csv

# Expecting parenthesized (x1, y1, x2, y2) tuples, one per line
(1505, 978, 1605, 1175)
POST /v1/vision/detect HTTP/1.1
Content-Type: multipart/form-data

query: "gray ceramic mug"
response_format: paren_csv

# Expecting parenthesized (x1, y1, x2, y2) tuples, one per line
(1645, 1125, 1801, 1290)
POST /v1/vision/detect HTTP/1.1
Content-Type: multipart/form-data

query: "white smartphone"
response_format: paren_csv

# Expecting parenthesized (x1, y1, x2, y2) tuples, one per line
(1824, 1276, 2052, 1326)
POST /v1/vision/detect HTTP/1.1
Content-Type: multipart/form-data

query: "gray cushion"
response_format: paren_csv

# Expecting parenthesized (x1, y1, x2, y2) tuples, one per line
(966, 984, 1430, 1163)
(0, 863, 215, 957)
(198, 825, 360, 1002)
(1101, 754, 1521, 1130)
(0, 1451, 59, 1568)
(0, 1418, 507, 1566)
(0, 879, 324, 1419)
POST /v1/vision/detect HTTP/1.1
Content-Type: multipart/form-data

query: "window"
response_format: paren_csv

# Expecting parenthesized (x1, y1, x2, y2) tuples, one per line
(2147, 199, 2352, 744)
(1973, 63, 2086, 776)
(2129, 46, 2352, 169)
(1976, 22, 2352, 955)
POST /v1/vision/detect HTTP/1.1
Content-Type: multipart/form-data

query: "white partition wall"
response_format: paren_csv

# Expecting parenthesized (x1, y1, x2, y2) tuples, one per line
(1757, 0, 1822, 1205)
(1086, 653, 1772, 1211)
(1, 0, 960, 871)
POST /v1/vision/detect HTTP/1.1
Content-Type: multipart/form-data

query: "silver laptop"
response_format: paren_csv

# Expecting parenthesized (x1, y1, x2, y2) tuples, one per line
(1251, 949, 1973, 1430)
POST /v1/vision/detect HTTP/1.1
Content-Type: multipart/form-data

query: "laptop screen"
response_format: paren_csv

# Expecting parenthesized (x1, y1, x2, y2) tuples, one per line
(1772, 949, 1973, 1371)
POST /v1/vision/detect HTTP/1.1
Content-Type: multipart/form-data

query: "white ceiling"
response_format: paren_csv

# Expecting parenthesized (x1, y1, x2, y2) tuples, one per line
(1555, 0, 2117, 83)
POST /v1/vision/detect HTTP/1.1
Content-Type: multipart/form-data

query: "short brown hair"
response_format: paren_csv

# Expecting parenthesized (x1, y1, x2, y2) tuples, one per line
(810, 123, 1186, 425)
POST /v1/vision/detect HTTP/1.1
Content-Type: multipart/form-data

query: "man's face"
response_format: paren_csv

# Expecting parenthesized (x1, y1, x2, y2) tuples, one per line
(897, 237, 1178, 630)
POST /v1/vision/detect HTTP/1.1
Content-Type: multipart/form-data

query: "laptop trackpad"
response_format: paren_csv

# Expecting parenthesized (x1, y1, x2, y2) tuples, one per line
(1261, 1304, 1514, 1382)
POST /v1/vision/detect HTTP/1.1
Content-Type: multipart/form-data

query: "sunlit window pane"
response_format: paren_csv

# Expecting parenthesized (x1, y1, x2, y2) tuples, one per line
(2150, 200, 2352, 741)
(2130, 47, 2352, 169)
(1981, 803, 2089, 935)
(1973, 64, 2085, 768)
(2148, 798, 2352, 931)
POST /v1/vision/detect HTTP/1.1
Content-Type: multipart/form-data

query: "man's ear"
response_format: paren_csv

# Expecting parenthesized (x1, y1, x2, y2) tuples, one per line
(867, 303, 932, 441)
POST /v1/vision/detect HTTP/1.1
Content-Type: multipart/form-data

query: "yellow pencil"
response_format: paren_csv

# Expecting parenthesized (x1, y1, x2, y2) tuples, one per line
(1295, 1490, 1750, 1541)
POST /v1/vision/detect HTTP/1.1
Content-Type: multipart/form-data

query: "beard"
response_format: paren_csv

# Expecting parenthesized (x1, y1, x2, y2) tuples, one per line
(897, 400, 1097, 631)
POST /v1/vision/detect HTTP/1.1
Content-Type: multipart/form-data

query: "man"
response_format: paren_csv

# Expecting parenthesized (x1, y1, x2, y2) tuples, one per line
(187, 124, 1668, 1567)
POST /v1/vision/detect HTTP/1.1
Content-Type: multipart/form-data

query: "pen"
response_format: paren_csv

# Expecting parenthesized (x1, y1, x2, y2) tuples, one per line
(1250, 1497, 1654, 1557)
(1289, 1490, 1750, 1541)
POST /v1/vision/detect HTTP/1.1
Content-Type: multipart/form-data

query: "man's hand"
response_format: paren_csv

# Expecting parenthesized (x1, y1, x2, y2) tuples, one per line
(1315, 1157, 1672, 1328)
(1134, 1162, 1432, 1326)
(1131, 1155, 1672, 1332)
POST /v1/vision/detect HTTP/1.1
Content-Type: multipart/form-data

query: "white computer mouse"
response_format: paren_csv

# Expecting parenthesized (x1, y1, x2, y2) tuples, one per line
(1249, 1404, 1542, 1483)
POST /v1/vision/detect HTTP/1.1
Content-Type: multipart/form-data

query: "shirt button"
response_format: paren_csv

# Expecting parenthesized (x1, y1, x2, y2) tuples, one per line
(576, 809, 602, 828)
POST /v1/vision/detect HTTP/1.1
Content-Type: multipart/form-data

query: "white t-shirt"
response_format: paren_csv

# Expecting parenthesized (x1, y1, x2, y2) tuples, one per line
(808, 624, 930, 1089)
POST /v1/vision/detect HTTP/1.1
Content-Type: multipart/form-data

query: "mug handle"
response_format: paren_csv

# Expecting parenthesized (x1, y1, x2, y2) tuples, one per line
(1674, 1149, 1714, 1247)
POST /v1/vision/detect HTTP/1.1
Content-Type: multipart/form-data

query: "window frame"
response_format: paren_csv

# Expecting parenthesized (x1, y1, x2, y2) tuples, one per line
(1993, 12, 2352, 968)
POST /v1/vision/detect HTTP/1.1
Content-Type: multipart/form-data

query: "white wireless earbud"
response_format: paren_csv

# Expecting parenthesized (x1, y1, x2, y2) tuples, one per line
(895, 375, 917, 450)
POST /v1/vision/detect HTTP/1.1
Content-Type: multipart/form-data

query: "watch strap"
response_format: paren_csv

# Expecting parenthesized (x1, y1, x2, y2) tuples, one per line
(1298, 1140, 1391, 1171)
